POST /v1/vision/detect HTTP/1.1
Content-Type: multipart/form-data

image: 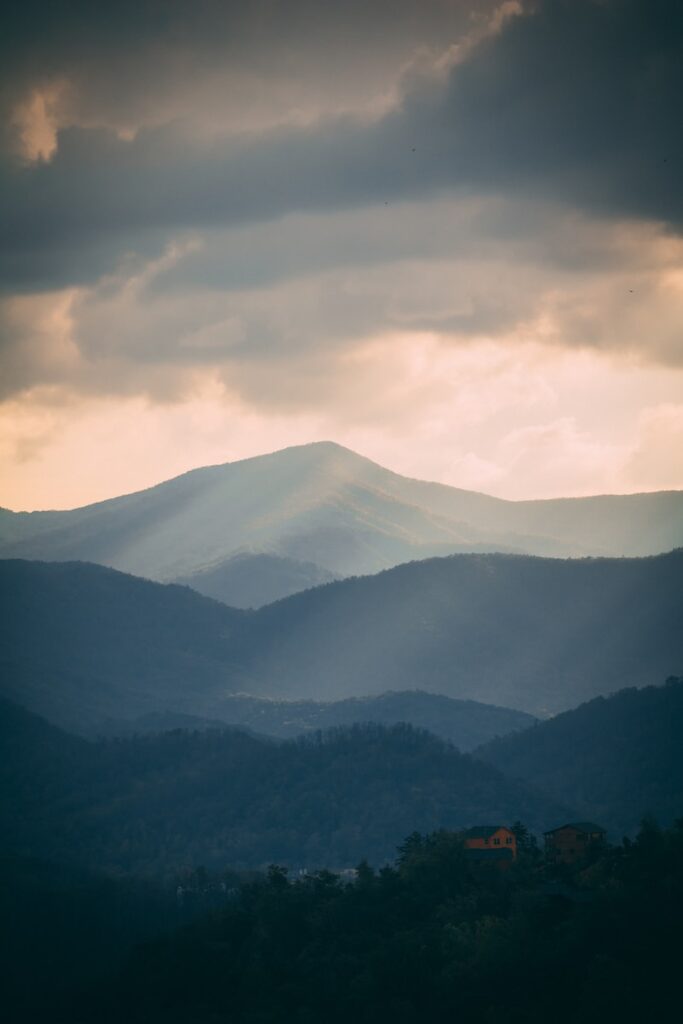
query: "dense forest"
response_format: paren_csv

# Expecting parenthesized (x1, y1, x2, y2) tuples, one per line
(1, 701, 565, 874)
(4, 821, 682, 1023)
(477, 677, 683, 834)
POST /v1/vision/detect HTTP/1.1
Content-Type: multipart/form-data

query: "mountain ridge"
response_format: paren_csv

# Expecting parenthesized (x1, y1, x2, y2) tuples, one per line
(0, 698, 568, 873)
(1, 443, 681, 589)
(2, 550, 681, 724)
(475, 678, 683, 835)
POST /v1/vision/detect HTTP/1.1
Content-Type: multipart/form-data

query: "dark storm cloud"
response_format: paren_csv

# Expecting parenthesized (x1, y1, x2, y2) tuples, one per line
(0, 0, 493, 143)
(1, 0, 682, 294)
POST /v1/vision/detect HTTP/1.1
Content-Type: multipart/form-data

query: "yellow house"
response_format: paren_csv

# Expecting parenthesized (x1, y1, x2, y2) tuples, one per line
(462, 825, 517, 862)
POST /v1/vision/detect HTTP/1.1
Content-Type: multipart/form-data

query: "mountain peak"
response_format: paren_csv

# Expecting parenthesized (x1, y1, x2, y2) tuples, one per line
(1, 440, 682, 583)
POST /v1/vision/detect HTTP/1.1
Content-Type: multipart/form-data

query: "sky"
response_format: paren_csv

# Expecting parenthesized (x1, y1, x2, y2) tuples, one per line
(1, 0, 682, 510)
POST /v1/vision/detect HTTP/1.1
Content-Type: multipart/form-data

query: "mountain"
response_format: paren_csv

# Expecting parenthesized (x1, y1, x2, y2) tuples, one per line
(476, 678, 683, 836)
(173, 552, 339, 608)
(1, 699, 567, 874)
(231, 548, 683, 714)
(1, 443, 682, 591)
(0, 559, 245, 731)
(102, 691, 536, 752)
(3, 551, 682, 724)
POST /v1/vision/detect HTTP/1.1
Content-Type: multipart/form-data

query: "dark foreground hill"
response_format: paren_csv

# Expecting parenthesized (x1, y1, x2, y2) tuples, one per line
(2, 551, 682, 722)
(86, 823, 683, 1024)
(0, 700, 566, 874)
(104, 691, 536, 752)
(6, 822, 683, 1024)
(476, 677, 683, 836)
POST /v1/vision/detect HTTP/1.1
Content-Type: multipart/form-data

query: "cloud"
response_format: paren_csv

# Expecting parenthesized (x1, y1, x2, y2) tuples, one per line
(3, 339, 682, 510)
(3, 196, 681, 410)
(622, 404, 683, 490)
(1, 0, 682, 294)
(1, 1, 500, 155)
(1, 0, 682, 507)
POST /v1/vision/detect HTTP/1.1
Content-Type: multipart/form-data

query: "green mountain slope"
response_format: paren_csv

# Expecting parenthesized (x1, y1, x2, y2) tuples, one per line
(476, 678, 683, 835)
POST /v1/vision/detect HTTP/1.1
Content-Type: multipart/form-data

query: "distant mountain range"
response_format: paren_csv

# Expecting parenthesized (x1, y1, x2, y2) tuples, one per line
(476, 677, 683, 836)
(174, 552, 340, 608)
(2, 552, 681, 724)
(1, 443, 682, 604)
(101, 691, 536, 752)
(0, 700, 566, 872)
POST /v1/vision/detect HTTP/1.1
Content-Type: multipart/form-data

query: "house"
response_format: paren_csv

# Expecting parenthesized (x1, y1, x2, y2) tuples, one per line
(544, 822, 606, 864)
(462, 825, 517, 863)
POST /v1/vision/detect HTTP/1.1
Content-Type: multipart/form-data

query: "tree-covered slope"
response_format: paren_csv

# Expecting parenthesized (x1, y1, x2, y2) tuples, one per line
(0, 559, 245, 731)
(476, 678, 683, 835)
(1, 701, 566, 874)
(93, 823, 683, 1024)
(3, 551, 682, 724)
(237, 549, 683, 713)
(103, 691, 535, 752)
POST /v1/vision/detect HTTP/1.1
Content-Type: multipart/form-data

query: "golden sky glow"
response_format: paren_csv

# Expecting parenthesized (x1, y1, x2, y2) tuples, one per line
(1, 1, 681, 509)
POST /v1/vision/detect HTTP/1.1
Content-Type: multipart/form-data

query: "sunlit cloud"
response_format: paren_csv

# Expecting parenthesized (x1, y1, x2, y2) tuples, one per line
(1, 0, 681, 509)
(2, 334, 682, 510)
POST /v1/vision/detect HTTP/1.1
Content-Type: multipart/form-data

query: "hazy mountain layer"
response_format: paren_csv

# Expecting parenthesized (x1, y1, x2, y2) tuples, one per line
(2, 552, 682, 723)
(1, 443, 681, 588)
(476, 678, 683, 835)
(0, 559, 245, 731)
(174, 552, 339, 608)
(102, 691, 536, 752)
(1, 700, 566, 873)
(232, 549, 683, 714)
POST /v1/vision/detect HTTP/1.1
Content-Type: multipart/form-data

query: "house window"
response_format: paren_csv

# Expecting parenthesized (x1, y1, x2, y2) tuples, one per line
(493, 838, 501, 845)
(506, 837, 513, 844)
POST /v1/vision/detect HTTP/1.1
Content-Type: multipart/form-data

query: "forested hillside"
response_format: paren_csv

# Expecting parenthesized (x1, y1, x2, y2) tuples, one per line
(1, 701, 566, 874)
(0, 559, 245, 730)
(103, 823, 683, 1024)
(235, 549, 683, 713)
(3, 551, 682, 723)
(476, 677, 683, 835)
(5, 823, 683, 1024)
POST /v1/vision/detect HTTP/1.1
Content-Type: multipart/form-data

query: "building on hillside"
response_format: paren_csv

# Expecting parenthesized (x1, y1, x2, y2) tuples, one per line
(543, 822, 606, 864)
(462, 825, 517, 864)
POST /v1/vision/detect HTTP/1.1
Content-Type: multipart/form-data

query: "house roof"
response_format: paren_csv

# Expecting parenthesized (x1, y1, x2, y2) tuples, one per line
(544, 822, 606, 836)
(463, 825, 513, 839)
